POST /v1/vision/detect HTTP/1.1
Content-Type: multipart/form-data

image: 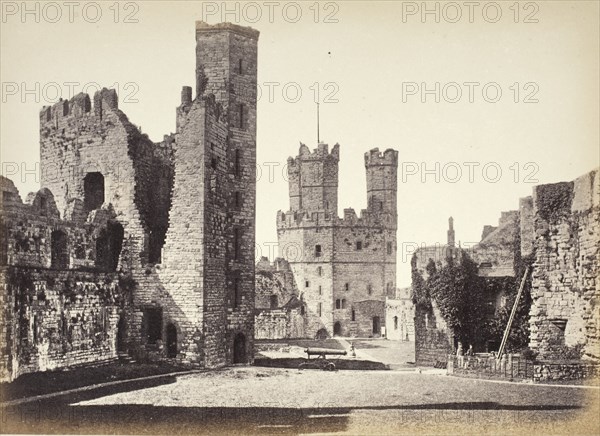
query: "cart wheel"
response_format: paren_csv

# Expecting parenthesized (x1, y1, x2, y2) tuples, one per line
(328, 363, 336, 371)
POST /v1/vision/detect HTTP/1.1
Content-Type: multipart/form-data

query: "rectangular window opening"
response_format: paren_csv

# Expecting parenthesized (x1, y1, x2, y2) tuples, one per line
(145, 307, 163, 345)
(233, 228, 241, 260)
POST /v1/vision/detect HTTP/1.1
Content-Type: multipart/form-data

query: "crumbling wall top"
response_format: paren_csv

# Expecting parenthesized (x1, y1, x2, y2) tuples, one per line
(288, 142, 340, 166)
(39, 88, 119, 125)
(195, 20, 260, 40)
(24, 188, 60, 220)
(364, 148, 398, 167)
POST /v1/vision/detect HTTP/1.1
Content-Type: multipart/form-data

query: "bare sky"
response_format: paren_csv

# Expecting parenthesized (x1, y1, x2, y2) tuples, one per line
(1, 1, 598, 286)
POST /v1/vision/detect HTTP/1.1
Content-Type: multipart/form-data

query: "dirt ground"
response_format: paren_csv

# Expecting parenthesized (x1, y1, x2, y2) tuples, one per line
(3, 365, 598, 435)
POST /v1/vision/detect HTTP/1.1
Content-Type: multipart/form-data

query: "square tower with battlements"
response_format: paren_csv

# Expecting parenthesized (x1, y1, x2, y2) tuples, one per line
(159, 21, 259, 367)
(277, 144, 398, 338)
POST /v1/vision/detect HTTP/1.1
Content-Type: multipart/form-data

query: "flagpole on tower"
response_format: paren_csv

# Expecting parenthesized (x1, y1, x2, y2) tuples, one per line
(317, 102, 320, 144)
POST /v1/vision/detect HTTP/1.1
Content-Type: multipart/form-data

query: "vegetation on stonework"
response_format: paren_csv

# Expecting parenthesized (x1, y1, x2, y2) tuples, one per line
(411, 251, 533, 353)
(424, 255, 488, 347)
(535, 182, 574, 223)
(483, 256, 533, 353)
(411, 255, 431, 310)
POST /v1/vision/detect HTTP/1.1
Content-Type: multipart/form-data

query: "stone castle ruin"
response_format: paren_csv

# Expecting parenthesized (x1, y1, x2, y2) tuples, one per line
(0, 21, 259, 382)
(412, 169, 600, 367)
(275, 144, 399, 338)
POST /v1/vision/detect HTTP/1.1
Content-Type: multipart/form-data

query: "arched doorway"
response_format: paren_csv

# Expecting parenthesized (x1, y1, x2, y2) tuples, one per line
(117, 315, 126, 353)
(233, 332, 246, 364)
(372, 316, 381, 335)
(166, 323, 177, 358)
(333, 322, 342, 336)
(315, 328, 329, 340)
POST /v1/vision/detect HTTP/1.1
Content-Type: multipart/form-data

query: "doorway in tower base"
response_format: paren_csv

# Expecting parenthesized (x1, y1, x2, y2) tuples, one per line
(372, 316, 381, 336)
(333, 322, 342, 336)
(117, 315, 126, 353)
(166, 323, 177, 358)
(233, 332, 247, 363)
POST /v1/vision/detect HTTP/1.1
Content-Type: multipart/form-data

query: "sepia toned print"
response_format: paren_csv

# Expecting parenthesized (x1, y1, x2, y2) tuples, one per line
(0, 1, 598, 435)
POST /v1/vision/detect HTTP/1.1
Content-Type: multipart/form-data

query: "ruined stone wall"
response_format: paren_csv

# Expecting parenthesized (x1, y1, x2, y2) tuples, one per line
(37, 89, 175, 361)
(254, 308, 304, 340)
(0, 267, 124, 382)
(39, 90, 173, 265)
(386, 297, 415, 341)
(519, 196, 535, 258)
(1, 177, 120, 272)
(412, 245, 464, 366)
(255, 257, 297, 310)
(529, 169, 600, 360)
(470, 211, 520, 278)
(414, 304, 453, 366)
(0, 176, 131, 381)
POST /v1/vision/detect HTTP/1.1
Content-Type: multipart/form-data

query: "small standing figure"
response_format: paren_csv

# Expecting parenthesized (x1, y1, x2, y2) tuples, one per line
(456, 342, 464, 368)
(350, 342, 356, 358)
(465, 344, 474, 368)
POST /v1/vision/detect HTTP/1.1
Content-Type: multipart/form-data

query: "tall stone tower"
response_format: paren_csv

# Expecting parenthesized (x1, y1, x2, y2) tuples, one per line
(365, 148, 398, 223)
(160, 21, 259, 367)
(277, 145, 398, 338)
(447, 216, 455, 247)
(287, 142, 340, 213)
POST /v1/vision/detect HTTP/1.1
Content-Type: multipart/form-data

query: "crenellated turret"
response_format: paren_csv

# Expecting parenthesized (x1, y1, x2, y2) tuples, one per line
(39, 88, 119, 128)
(365, 148, 398, 225)
(286, 142, 340, 213)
